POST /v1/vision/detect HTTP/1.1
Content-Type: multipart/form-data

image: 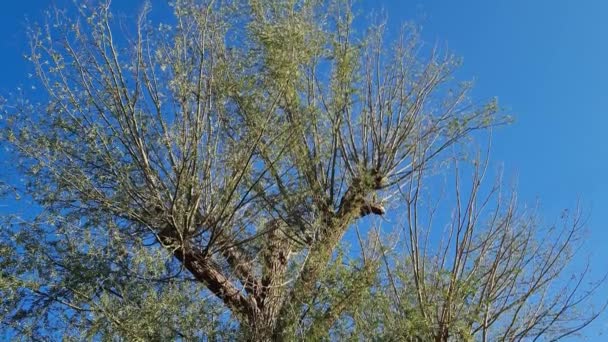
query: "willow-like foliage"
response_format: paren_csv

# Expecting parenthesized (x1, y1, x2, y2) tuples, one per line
(1, 1, 600, 341)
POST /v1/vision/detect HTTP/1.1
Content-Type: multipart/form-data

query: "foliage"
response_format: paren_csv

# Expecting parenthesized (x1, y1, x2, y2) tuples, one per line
(0, 0, 601, 341)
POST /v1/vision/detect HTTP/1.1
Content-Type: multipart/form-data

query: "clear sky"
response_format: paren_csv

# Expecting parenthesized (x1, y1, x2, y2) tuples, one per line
(1, 0, 607, 339)
(388, 2, 608, 338)
(368, 2, 608, 338)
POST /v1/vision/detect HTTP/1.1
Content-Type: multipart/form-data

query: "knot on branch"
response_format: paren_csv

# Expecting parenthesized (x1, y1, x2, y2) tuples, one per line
(359, 202, 386, 217)
(340, 168, 388, 218)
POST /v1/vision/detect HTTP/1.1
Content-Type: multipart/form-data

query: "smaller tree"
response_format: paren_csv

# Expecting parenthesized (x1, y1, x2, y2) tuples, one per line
(342, 155, 606, 341)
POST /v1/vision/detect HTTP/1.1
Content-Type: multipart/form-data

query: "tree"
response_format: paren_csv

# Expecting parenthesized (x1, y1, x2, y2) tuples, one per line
(336, 156, 606, 341)
(0, 0, 601, 340)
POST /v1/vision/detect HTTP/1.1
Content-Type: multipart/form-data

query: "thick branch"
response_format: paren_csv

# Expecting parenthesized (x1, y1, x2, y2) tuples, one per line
(158, 229, 256, 320)
(220, 245, 260, 295)
(273, 180, 384, 337)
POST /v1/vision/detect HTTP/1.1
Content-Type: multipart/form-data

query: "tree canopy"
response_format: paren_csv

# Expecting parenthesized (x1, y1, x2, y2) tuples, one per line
(0, 0, 603, 341)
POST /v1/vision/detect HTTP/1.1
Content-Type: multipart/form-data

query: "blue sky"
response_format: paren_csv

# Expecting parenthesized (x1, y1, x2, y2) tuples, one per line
(1, 0, 607, 339)
(383, 1, 608, 338)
